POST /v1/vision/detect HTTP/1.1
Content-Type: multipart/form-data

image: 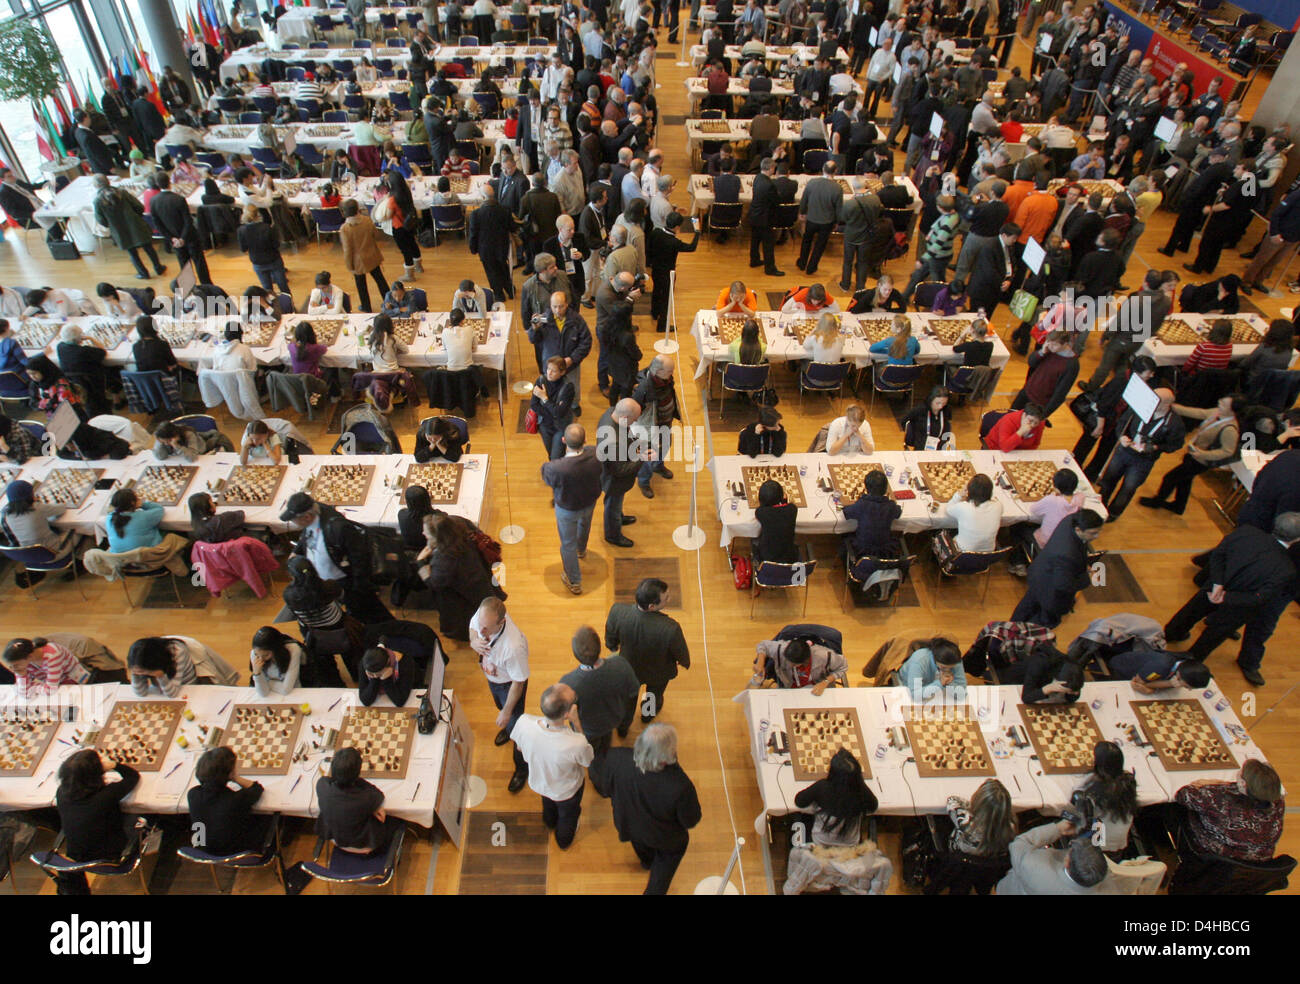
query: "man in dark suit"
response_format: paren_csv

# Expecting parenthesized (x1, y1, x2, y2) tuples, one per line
(543, 215, 590, 304)
(1238, 450, 1300, 532)
(541, 423, 604, 594)
(578, 186, 608, 306)
(469, 184, 516, 300)
(1097, 387, 1186, 520)
(1010, 511, 1104, 628)
(605, 577, 691, 727)
(129, 92, 166, 146)
(148, 172, 211, 284)
(1158, 147, 1232, 256)
(0, 169, 47, 228)
(1074, 227, 1123, 299)
(281, 492, 392, 625)
(967, 222, 1019, 317)
(1064, 191, 1106, 276)
(749, 156, 783, 275)
(1165, 513, 1300, 686)
(596, 397, 643, 546)
(527, 288, 591, 416)
(597, 722, 702, 895)
(492, 152, 530, 217)
(577, 116, 602, 185)
(712, 158, 741, 204)
(73, 112, 115, 175)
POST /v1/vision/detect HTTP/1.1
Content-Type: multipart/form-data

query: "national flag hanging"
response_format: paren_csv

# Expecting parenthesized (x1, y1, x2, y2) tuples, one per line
(136, 46, 168, 119)
(32, 107, 55, 161)
(66, 78, 82, 114)
(83, 72, 101, 114)
(200, 0, 220, 45)
(38, 102, 67, 158)
(186, 8, 199, 45)
(49, 88, 72, 133)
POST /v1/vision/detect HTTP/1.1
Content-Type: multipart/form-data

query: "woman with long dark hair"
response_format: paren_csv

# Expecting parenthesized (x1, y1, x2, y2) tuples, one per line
(793, 748, 879, 846)
(53, 749, 140, 894)
(380, 169, 423, 279)
(249, 625, 303, 696)
(397, 483, 435, 551)
(107, 489, 165, 552)
(946, 778, 1016, 856)
(417, 513, 504, 640)
(24, 355, 128, 460)
(281, 556, 363, 684)
(1075, 741, 1138, 855)
(127, 636, 199, 697)
(188, 491, 246, 544)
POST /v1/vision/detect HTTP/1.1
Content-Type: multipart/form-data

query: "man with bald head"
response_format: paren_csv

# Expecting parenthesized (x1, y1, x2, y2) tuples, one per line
(542, 423, 603, 593)
(510, 683, 594, 847)
(527, 288, 591, 416)
(1097, 386, 1186, 521)
(597, 397, 645, 548)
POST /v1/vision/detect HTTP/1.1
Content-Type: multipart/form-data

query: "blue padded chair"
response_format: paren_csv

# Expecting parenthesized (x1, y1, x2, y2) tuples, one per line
(300, 825, 406, 893)
(751, 546, 817, 618)
(176, 816, 286, 893)
(799, 360, 849, 408)
(869, 362, 923, 411)
(31, 826, 154, 894)
(172, 413, 218, 432)
(718, 362, 769, 415)
(310, 207, 345, 242)
(0, 545, 83, 600)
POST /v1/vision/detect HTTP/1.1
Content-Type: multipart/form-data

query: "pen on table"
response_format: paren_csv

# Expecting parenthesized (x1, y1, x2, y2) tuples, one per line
(1013, 775, 1021, 793)
(411, 781, 421, 801)
(218, 699, 231, 715)
(57, 738, 73, 746)
(164, 760, 183, 779)
(328, 697, 342, 711)
(290, 775, 302, 794)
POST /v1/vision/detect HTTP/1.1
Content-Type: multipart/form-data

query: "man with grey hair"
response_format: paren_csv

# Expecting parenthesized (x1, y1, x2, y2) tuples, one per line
(91, 172, 166, 280)
(641, 147, 664, 199)
(595, 270, 643, 406)
(560, 625, 639, 766)
(55, 321, 113, 416)
(510, 683, 593, 848)
(996, 817, 1120, 894)
(541, 423, 602, 594)
(597, 397, 644, 547)
(550, 149, 586, 216)
(520, 252, 573, 372)
(596, 722, 701, 894)
(649, 174, 676, 229)
(631, 354, 679, 497)
(603, 224, 640, 280)
(469, 596, 531, 793)
(1163, 511, 1300, 687)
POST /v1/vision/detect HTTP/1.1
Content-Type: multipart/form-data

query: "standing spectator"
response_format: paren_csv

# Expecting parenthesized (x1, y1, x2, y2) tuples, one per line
(510, 684, 594, 848)
(92, 176, 165, 280)
(541, 423, 603, 595)
(469, 184, 516, 300)
(560, 625, 640, 770)
(145, 172, 210, 283)
(1097, 387, 1186, 521)
(237, 205, 290, 294)
(605, 577, 690, 729)
(469, 597, 531, 793)
(338, 199, 390, 313)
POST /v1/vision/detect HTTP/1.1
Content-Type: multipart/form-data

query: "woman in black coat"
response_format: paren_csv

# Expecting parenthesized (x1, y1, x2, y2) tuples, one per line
(753, 479, 799, 567)
(54, 749, 140, 894)
(901, 387, 954, 450)
(417, 514, 504, 640)
(1179, 275, 1241, 316)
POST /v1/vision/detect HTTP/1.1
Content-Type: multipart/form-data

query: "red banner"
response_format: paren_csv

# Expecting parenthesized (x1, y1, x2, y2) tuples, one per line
(1144, 33, 1230, 97)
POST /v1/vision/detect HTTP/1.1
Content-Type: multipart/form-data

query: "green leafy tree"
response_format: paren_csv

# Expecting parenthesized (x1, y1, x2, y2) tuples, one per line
(0, 18, 63, 106)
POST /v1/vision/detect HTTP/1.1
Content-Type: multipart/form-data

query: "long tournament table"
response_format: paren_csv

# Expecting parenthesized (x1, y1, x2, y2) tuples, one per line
(13, 451, 489, 537)
(1135, 311, 1287, 369)
(0, 684, 459, 832)
(682, 75, 863, 112)
(710, 449, 1106, 548)
(686, 171, 921, 216)
(739, 682, 1263, 820)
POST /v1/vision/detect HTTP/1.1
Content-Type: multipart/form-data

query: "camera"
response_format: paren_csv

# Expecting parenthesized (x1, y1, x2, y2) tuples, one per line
(632, 273, 648, 289)
(531, 313, 546, 325)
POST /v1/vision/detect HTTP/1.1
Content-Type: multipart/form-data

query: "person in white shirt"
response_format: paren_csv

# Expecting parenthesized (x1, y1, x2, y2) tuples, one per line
(451, 278, 492, 315)
(23, 287, 87, 318)
(826, 404, 874, 455)
(240, 419, 284, 464)
(540, 53, 567, 104)
(249, 626, 302, 697)
(803, 311, 844, 365)
(946, 473, 1003, 552)
(641, 148, 663, 200)
(93, 283, 143, 319)
(510, 683, 594, 847)
(307, 271, 347, 314)
(864, 37, 897, 116)
(469, 597, 531, 791)
(367, 314, 407, 372)
(442, 308, 477, 371)
(210, 324, 257, 371)
(235, 166, 279, 209)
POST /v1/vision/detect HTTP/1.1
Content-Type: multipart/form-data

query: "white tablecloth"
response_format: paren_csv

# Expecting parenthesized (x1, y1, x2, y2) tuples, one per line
(220, 43, 413, 82)
(682, 75, 863, 111)
(685, 117, 803, 157)
(201, 121, 405, 154)
(688, 43, 848, 71)
(740, 682, 1262, 818)
(687, 171, 921, 215)
(16, 450, 490, 536)
(1136, 312, 1280, 368)
(711, 449, 1104, 547)
(0, 684, 451, 826)
(279, 310, 510, 370)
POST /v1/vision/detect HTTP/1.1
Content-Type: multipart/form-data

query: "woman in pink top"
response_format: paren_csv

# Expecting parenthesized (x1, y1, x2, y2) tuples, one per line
(1008, 468, 1085, 576)
(1, 638, 88, 697)
(288, 321, 329, 377)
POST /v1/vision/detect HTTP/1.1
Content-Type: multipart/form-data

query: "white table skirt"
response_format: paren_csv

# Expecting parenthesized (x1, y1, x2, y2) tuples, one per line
(740, 682, 1262, 818)
(1135, 312, 1281, 368)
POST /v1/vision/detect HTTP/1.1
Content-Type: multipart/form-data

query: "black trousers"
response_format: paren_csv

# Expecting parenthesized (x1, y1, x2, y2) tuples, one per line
(621, 680, 668, 730)
(1150, 454, 1211, 514)
(127, 243, 163, 277)
(1010, 587, 1065, 629)
(632, 841, 687, 895)
(392, 225, 421, 264)
(1163, 206, 1204, 254)
(651, 267, 673, 332)
(798, 221, 834, 273)
(481, 256, 513, 300)
(749, 224, 776, 272)
(353, 267, 390, 313)
(1165, 592, 1254, 660)
(176, 240, 211, 284)
(1073, 427, 1118, 483)
(542, 782, 584, 848)
(841, 240, 871, 292)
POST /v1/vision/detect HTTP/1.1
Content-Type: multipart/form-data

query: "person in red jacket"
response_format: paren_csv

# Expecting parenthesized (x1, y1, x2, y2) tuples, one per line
(985, 405, 1047, 452)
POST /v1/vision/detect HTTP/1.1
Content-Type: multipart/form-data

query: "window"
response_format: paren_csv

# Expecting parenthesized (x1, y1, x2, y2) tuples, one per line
(0, 94, 46, 181)
(44, 5, 103, 93)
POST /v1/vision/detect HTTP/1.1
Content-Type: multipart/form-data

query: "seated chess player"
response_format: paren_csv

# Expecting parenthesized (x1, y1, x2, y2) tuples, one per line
(1173, 760, 1285, 863)
(792, 748, 879, 847)
(188, 491, 248, 544)
(187, 746, 273, 856)
(1006, 468, 1084, 576)
(53, 749, 140, 895)
(357, 644, 418, 707)
(249, 625, 303, 697)
(716, 280, 758, 316)
(781, 283, 840, 313)
(414, 415, 466, 462)
(153, 420, 231, 461)
(737, 406, 787, 458)
(1072, 741, 1138, 855)
(984, 404, 1046, 452)
(315, 745, 402, 855)
(841, 466, 901, 563)
(753, 478, 799, 567)
(306, 271, 348, 314)
(944, 473, 1002, 552)
(1109, 648, 1211, 695)
(1, 637, 90, 697)
(1, 479, 81, 562)
(239, 420, 283, 465)
(898, 637, 966, 701)
(995, 818, 1122, 895)
(381, 279, 426, 316)
(826, 404, 874, 455)
(750, 636, 848, 692)
(127, 637, 199, 697)
(946, 779, 1017, 857)
(1018, 646, 1084, 703)
(901, 387, 954, 451)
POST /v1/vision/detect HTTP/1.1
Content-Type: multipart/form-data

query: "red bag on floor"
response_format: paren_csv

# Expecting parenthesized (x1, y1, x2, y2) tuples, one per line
(733, 555, 752, 590)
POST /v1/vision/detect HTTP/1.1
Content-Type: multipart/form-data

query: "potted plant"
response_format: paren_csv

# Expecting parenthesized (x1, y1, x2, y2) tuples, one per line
(0, 17, 68, 157)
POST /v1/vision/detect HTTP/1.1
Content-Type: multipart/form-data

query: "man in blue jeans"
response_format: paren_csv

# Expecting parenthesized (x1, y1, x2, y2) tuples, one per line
(1097, 387, 1184, 521)
(596, 397, 643, 548)
(469, 596, 531, 793)
(632, 355, 681, 498)
(541, 423, 603, 595)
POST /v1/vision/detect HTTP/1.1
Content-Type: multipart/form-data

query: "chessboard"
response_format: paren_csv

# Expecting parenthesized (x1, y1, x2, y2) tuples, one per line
(741, 463, 807, 508)
(406, 462, 464, 504)
(304, 318, 346, 347)
(834, 178, 853, 195)
(242, 320, 280, 348)
(1017, 703, 1106, 775)
(209, 126, 249, 140)
(445, 174, 470, 194)
(92, 700, 183, 771)
(856, 317, 896, 345)
(1002, 460, 1060, 502)
(783, 316, 837, 343)
(129, 465, 197, 507)
(827, 461, 894, 502)
(916, 459, 976, 502)
(460, 318, 490, 344)
(389, 317, 423, 346)
(1019, 123, 1045, 138)
(0, 709, 61, 778)
(14, 320, 57, 349)
(309, 463, 376, 507)
(221, 704, 307, 776)
(694, 119, 732, 134)
(859, 177, 883, 193)
(782, 707, 872, 782)
(1131, 699, 1236, 772)
(1225, 318, 1262, 344)
(221, 465, 287, 507)
(0, 465, 19, 487)
(1155, 319, 1202, 346)
(714, 316, 749, 344)
(304, 123, 348, 137)
(84, 320, 128, 349)
(927, 318, 971, 346)
(34, 468, 105, 508)
(905, 712, 996, 778)
(155, 322, 197, 348)
(336, 705, 417, 779)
